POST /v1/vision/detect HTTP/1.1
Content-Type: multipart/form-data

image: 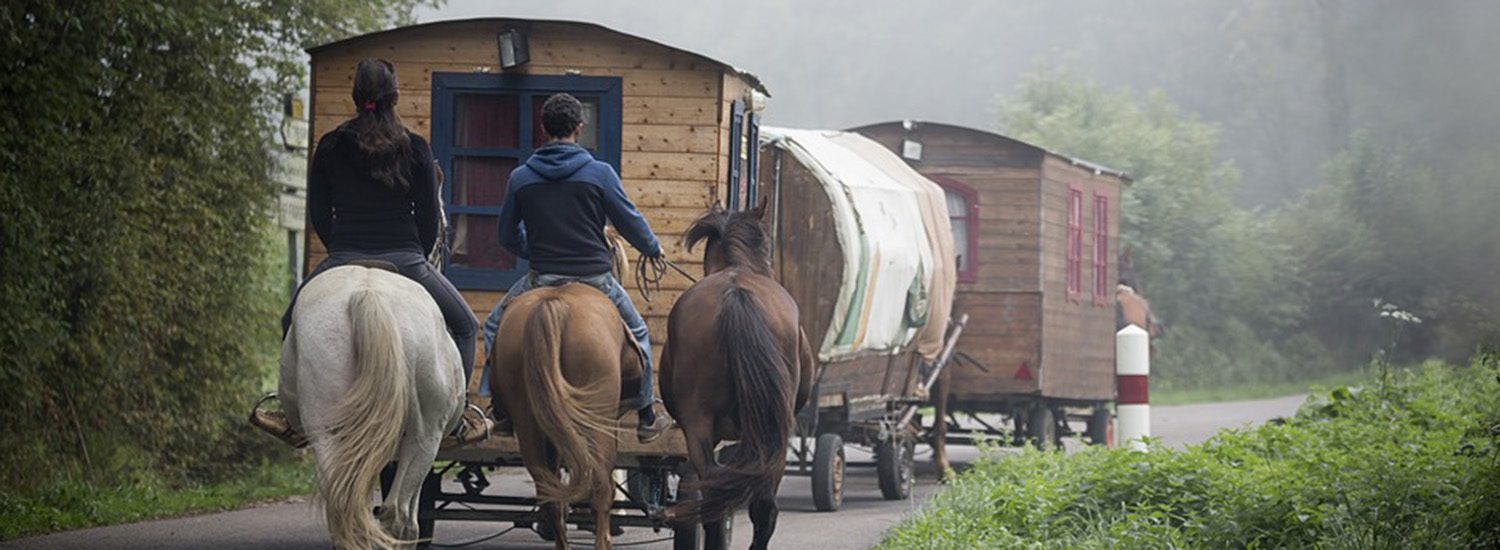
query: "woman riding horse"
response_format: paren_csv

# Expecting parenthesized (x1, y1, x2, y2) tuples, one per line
(254, 58, 488, 447)
(661, 201, 814, 550)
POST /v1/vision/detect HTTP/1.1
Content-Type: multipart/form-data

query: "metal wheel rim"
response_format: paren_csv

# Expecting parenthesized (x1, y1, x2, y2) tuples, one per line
(832, 448, 845, 502)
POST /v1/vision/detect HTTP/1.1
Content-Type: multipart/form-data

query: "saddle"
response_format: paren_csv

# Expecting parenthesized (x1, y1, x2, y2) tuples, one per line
(347, 259, 399, 273)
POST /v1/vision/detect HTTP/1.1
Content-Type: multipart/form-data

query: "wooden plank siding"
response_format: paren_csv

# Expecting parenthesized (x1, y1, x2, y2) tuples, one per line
(1037, 156, 1121, 401)
(853, 121, 1125, 404)
(305, 20, 758, 395)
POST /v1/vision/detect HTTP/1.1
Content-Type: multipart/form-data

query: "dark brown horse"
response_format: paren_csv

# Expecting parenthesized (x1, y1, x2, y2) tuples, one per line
(661, 199, 813, 550)
(490, 284, 644, 550)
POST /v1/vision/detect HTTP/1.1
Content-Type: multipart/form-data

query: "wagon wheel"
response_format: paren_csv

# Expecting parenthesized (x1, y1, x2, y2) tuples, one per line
(1085, 404, 1113, 447)
(1026, 402, 1059, 450)
(811, 433, 845, 512)
(876, 435, 915, 500)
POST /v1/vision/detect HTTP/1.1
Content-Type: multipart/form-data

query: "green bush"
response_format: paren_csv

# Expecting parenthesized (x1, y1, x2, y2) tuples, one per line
(880, 354, 1500, 549)
(0, 0, 431, 516)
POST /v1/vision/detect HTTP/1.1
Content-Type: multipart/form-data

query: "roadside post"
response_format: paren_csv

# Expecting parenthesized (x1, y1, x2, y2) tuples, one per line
(1116, 326, 1150, 451)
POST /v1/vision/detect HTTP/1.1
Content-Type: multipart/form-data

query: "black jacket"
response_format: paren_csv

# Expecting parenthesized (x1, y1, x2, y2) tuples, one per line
(307, 127, 439, 255)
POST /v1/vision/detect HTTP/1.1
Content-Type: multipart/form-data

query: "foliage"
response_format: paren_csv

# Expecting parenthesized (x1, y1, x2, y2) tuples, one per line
(1279, 136, 1500, 363)
(999, 69, 1322, 390)
(0, 457, 313, 540)
(0, 0, 434, 507)
(880, 354, 1500, 549)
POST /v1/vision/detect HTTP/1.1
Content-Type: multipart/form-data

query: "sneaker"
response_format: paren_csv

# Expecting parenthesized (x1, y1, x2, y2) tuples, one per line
(637, 413, 673, 444)
(442, 403, 494, 449)
(250, 409, 308, 449)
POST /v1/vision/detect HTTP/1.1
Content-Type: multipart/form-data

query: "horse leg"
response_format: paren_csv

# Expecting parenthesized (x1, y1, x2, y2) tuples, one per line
(682, 423, 728, 550)
(931, 370, 954, 481)
(540, 500, 568, 550)
(590, 466, 614, 550)
(384, 436, 438, 545)
(517, 422, 569, 550)
(747, 486, 780, 550)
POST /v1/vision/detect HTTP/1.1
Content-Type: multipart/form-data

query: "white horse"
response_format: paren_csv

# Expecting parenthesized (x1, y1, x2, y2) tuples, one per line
(280, 265, 466, 549)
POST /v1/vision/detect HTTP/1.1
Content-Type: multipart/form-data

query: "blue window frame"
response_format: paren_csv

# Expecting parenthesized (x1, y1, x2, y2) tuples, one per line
(725, 101, 761, 211)
(430, 73, 622, 290)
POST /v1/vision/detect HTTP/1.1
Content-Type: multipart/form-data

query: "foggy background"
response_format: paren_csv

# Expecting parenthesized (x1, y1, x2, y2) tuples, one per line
(418, 0, 1500, 207)
(406, 1, 1500, 381)
(415, 1, 1483, 207)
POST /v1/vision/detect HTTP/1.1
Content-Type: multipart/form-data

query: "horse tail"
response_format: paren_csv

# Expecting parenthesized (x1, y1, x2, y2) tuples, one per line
(521, 297, 610, 505)
(317, 287, 412, 550)
(674, 286, 792, 522)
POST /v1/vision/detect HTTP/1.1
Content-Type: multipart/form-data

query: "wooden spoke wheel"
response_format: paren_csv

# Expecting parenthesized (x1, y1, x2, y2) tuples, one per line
(811, 433, 845, 512)
(876, 436, 915, 500)
(1027, 403, 1059, 450)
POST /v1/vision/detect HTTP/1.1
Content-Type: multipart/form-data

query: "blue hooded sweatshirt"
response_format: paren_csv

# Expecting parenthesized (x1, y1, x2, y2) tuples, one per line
(497, 142, 661, 276)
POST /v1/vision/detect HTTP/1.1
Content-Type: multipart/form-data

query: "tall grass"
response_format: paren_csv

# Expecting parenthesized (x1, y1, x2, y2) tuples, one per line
(880, 354, 1500, 549)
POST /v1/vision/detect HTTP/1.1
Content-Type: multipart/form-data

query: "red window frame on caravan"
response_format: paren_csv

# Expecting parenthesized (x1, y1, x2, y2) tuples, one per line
(1066, 185, 1084, 301)
(930, 175, 980, 284)
(1092, 192, 1109, 306)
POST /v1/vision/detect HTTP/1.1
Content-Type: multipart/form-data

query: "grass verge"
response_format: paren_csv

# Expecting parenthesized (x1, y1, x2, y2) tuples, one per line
(1151, 370, 1371, 405)
(0, 456, 313, 541)
(880, 355, 1500, 549)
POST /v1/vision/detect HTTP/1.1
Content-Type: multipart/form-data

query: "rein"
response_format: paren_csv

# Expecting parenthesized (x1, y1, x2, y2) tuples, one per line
(634, 254, 698, 303)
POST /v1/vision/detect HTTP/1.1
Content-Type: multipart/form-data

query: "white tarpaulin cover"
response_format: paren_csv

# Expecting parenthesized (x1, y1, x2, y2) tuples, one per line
(762, 127, 957, 362)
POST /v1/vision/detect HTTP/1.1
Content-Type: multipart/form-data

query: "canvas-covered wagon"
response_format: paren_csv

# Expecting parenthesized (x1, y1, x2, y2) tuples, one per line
(757, 127, 964, 510)
(304, 17, 769, 545)
(852, 120, 1128, 454)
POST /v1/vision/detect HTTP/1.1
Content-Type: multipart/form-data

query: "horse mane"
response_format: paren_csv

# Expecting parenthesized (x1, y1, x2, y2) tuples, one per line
(684, 205, 772, 276)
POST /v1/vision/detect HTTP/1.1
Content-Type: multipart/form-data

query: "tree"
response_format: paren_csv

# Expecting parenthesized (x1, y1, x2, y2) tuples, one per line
(999, 69, 1315, 388)
(0, 0, 435, 489)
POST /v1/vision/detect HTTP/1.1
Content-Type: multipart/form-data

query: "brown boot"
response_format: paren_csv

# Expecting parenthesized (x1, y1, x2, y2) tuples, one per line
(249, 405, 308, 449)
(442, 403, 494, 449)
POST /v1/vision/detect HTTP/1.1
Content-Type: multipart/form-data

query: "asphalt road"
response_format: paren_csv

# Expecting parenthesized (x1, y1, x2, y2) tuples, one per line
(6, 395, 1307, 550)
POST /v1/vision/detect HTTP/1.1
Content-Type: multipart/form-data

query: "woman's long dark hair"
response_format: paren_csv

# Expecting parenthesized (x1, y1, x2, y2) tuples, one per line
(347, 58, 411, 191)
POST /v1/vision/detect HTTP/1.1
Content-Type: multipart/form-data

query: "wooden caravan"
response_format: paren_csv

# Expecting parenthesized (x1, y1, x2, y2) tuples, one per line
(759, 127, 962, 508)
(303, 18, 767, 541)
(853, 121, 1128, 446)
(305, 18, 767, 388)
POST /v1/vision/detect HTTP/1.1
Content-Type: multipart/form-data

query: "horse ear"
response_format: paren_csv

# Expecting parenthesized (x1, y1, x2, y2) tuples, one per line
(753, 194, 771, 222)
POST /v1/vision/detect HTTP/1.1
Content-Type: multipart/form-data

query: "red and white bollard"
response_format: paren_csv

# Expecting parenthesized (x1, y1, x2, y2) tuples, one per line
(1115, 325, 1150, 451)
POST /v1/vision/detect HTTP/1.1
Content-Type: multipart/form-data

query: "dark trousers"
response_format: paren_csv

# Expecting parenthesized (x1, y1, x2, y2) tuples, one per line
(282, 249, 478, 382)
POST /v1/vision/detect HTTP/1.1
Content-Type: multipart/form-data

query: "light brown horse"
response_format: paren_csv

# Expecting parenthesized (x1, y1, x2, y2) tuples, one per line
(490, 283, 644, 550)
(661, 200, 813, 550)
(1116, 248, 1165, 356)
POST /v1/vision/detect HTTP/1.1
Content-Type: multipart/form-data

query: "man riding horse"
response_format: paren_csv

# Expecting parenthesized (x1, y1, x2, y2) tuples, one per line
(482, 93, 672, 444)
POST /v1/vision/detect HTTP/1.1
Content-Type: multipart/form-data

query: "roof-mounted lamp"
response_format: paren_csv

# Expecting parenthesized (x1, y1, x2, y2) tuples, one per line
(497, 29, 530, 70)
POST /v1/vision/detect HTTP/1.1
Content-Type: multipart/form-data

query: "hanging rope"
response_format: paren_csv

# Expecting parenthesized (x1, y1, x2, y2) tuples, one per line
(634, 254, 699, 303)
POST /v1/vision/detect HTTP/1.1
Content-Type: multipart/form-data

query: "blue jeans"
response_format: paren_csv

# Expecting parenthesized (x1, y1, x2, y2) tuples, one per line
(482, 272, 655, 422)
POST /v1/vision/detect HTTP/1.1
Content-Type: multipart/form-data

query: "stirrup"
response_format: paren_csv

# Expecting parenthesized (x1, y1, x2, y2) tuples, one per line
(249, 393, 308, 449)
(442, 403, 494, 449)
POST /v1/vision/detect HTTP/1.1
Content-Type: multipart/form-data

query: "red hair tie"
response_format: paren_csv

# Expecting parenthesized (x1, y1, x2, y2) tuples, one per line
(361, 100, 377, 113)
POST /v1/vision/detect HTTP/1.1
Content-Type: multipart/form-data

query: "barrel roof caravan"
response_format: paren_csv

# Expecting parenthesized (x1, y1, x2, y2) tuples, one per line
(758, 127, 963, 507)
